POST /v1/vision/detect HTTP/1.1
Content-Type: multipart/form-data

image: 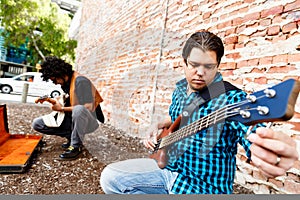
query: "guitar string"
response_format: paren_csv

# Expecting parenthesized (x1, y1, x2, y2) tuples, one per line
(162, 93, 270, 147)
(159, 94, 267, 148)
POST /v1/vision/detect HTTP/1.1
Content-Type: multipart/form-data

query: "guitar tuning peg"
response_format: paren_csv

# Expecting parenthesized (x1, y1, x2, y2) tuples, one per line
(264, 88, 276, 98)
(246, 94, 257, 103)
(239, 110, 251, 118)
(257, 106, 269, 115)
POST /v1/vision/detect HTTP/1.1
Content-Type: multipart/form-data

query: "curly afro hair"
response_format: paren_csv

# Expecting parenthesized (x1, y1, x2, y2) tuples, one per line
(40, 56, 73, 81)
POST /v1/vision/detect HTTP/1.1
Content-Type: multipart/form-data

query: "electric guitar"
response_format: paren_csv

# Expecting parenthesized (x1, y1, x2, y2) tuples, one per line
(149, 79, 300, 169)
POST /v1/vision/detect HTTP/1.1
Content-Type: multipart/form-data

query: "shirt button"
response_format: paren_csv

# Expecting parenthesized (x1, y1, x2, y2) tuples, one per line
(182, 111, 189, 117)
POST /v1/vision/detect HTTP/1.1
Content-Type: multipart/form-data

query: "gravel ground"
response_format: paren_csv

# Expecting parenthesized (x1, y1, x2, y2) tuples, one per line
(0, 101, 253, 194)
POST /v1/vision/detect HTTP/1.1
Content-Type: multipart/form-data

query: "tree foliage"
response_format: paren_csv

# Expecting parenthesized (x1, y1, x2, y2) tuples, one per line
(0, 0, 77, 65)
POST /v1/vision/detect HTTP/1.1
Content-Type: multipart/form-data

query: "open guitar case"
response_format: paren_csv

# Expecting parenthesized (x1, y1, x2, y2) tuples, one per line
(0, 104, 43, 173)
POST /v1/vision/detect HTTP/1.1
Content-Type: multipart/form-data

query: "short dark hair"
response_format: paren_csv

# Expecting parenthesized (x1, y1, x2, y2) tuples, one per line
(182, 31, 224, 66)
(40, 56, 73, 81)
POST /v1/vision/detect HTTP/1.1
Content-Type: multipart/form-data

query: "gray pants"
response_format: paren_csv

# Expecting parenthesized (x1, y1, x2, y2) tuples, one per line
(32, 105, 99, 147)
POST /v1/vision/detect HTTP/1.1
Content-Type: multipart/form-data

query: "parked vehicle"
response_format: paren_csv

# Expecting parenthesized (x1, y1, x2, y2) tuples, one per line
(0, 72, 63, 97)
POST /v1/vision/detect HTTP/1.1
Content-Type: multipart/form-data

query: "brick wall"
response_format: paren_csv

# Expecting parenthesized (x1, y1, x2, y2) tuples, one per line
(76, 0, 300, 194)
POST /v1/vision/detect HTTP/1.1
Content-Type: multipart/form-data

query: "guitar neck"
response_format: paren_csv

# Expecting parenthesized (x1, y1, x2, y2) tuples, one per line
(159, 105, 229, 148)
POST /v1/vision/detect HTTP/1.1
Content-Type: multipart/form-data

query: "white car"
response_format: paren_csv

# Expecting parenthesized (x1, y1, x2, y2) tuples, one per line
(0, 72, 63, 97)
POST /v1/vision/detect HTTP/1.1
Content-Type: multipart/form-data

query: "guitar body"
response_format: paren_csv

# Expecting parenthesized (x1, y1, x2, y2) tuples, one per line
(149, 115, 182, 168)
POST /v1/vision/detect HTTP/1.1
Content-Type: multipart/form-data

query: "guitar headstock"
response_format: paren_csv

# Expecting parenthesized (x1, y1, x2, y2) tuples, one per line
(228, 79, 300, 125)
(35, 95, 56, 105)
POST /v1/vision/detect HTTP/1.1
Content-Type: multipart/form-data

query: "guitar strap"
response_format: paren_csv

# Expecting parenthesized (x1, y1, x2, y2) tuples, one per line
(180, 81, 240, 127)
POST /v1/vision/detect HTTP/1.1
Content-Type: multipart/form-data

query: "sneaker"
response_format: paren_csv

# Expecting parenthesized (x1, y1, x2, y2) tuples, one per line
(59, 146, 82, 160)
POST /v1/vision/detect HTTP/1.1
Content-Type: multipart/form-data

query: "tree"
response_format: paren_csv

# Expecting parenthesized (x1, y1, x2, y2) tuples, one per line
(0, 0, 77, 65)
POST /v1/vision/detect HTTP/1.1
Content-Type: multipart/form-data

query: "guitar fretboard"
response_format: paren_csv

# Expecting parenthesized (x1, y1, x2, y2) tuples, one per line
(159, 102, 242, 148)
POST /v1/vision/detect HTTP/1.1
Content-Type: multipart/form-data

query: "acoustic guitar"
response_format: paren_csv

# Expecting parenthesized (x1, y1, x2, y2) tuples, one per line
(149, 79, 300, 169)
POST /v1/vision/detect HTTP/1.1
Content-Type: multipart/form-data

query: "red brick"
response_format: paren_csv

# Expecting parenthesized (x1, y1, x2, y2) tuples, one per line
(284, 180, 300, 194)
(237, 60, 248, 68)
(203, 12, 211, 19)
(244, 12, 261, 22)
(261, 5, 284, 18)
(224, 35, 238, 44)
(288, 54, 300, 62)
(259, 18, 272, 26)
(225, 62, 237, 70)
(226, 52, 241, 60)
(268, 178, 284, 189)
(224, 44, 236, 51)
(259, 56, 273, 65)
(225, 27, 237, 36)
(220, 69, 234, 77)
(267, 25, 281, 36)
(272, 15, 283, 24)
(284, 0, 300, 12)
(287, 172, 300, 182)
(247, 58, 259, 67)
(272, 54, 288, 63)
(282, 22, 297, 34)
(254, 77, 268, 84)
(232, 17, 243, 26)
(268, 65, 296, 73)
(217, 20, 232, 30)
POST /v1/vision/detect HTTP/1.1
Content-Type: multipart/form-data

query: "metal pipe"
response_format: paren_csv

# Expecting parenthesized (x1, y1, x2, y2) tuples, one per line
(21, 83, 29, 103)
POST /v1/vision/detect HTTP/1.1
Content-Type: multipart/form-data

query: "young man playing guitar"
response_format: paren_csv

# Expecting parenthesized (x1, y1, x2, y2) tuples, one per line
(100, 31, 299, 194)
(32, 56, 105, 160)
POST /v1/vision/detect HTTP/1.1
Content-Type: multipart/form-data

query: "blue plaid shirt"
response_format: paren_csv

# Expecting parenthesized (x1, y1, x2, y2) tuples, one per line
(166, 73, 252, 194)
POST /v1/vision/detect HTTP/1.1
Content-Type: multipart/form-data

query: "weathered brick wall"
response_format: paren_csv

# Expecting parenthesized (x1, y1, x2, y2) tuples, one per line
(76, 0, 300, 194)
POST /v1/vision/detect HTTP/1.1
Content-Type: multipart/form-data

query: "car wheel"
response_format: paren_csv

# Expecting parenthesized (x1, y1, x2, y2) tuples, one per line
(1, 85, 12, 94)
(50, 90, 61, 98)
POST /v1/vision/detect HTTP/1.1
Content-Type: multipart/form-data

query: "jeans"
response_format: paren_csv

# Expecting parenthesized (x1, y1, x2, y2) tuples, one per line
(100, 158, 178, 194)
(32, 105, 99, 147)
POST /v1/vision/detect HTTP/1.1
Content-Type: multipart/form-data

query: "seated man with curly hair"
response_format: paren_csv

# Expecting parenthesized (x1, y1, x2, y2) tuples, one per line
(32, 56, 105, 160)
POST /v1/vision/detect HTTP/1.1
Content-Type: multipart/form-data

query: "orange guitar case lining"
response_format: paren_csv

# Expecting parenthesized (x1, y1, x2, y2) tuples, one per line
(0, 104, 43, 173)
